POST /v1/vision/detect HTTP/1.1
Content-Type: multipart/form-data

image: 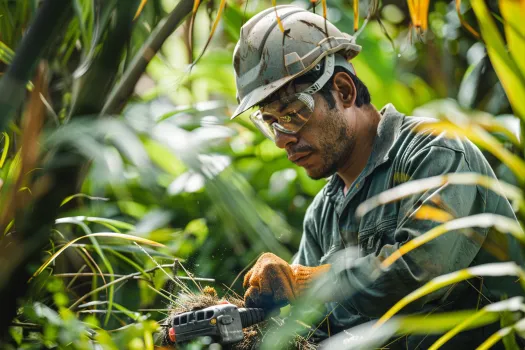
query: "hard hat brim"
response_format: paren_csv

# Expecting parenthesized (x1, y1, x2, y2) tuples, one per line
(231, 72, 301, 119)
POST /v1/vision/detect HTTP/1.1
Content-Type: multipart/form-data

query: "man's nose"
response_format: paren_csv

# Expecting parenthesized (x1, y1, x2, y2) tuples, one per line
(274, 129, 298, 149)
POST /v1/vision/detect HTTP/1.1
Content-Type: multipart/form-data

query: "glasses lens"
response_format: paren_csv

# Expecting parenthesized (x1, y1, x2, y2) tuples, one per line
(250, 110, 277, 141)
(250, 93, 314, 140)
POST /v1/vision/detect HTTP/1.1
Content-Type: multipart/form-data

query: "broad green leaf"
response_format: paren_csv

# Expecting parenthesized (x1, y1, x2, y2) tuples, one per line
(471, 0, 525, 119)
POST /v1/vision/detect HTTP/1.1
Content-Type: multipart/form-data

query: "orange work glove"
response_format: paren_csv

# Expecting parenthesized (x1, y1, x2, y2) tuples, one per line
(243, 252, 331, 310)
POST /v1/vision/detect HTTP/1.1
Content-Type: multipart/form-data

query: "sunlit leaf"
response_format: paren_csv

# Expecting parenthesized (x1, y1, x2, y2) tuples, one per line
(471, 0, 525, 119)
(356, 173, 524, 219)
(381, 213, 525, 269)
(33, 233, 164, 278)
(375, 262, 525, 328)
(477, 318, 525, 350)
(413, 205, 454, 223)
(56, 216, 136, 231)
(428, 297, 525, 349)
(413, 121, 525, 181)
(499, 0, 525, 78)
(60, 193, 109, 206)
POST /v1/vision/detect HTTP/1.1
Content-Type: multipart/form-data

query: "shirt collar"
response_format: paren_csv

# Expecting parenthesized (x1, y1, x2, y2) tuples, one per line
(325, 104, 405, 197)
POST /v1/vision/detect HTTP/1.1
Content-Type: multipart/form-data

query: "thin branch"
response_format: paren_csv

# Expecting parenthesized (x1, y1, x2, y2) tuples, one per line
(54, 271, 214, 282)
(101, 0, 194, 115)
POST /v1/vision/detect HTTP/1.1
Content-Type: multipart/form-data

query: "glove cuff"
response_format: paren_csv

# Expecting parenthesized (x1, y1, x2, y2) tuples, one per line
(290, 264, 331, 296)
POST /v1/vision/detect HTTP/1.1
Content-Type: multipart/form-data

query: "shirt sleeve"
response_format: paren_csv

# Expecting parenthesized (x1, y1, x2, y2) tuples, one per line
(319, 145, 504, 318)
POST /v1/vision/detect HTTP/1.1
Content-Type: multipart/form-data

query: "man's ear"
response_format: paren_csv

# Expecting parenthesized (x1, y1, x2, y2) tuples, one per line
(332, 71, 356, 108)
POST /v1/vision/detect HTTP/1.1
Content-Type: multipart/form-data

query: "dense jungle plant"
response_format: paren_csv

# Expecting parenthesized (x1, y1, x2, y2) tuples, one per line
(1, 0, 524, 349)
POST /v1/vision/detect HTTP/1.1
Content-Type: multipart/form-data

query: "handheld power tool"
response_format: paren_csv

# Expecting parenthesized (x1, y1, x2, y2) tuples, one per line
(167, 303, 265, 345)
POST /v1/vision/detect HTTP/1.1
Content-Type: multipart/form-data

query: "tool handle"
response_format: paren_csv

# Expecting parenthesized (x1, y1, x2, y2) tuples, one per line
(238, 308, 265, 328)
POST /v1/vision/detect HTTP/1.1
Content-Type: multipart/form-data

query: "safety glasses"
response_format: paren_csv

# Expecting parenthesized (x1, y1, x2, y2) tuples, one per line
(249, 92, 315, 141)
(249, 54, 338, 141)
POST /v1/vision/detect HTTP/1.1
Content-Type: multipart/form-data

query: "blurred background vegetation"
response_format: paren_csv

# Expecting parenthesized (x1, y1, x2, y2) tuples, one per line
(0, 0, 524, 348)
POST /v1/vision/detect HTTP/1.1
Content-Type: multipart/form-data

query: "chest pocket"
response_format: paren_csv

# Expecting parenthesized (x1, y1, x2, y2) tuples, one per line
(358, 216, 398, 257)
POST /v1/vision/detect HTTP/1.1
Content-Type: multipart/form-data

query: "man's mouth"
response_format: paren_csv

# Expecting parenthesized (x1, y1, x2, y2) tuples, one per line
(288, 152, 312, 164)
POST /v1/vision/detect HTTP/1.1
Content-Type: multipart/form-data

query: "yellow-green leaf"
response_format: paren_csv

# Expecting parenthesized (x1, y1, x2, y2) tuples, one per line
(413, 205, 454, 223)
(471, 0, 525, 119)
(500, 0, 525, 78)
(375, 262, 525, 328)
(32, 232, 164, 278)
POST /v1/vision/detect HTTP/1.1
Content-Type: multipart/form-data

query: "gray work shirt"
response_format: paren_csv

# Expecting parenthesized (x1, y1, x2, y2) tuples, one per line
(293, 104, 524, 346)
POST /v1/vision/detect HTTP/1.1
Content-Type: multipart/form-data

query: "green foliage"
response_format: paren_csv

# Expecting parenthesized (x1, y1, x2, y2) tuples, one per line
(1, 0, 525, 349)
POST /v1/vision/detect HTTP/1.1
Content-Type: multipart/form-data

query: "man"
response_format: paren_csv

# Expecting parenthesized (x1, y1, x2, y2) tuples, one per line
(230, 5, 524, 349)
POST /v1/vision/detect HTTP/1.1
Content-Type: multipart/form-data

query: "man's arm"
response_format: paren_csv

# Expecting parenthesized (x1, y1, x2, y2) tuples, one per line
(319, 145, 501, 317)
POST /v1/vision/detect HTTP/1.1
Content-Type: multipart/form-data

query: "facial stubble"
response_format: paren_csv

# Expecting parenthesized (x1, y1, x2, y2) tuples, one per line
(307, 108, 356, 180)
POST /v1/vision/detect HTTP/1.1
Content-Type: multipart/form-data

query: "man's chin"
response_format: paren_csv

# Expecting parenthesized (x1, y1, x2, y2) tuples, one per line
(304, 164, 335, 180)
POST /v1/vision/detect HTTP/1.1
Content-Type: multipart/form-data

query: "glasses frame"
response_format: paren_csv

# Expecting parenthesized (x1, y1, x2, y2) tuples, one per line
(250, 54, 336, 140)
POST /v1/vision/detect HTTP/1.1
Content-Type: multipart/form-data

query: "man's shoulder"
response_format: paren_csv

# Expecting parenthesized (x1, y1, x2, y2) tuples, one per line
(392, 114, 478, 162)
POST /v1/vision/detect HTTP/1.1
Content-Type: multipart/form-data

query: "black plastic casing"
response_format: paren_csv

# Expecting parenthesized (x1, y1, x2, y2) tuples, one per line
(172, 304, 265, 344)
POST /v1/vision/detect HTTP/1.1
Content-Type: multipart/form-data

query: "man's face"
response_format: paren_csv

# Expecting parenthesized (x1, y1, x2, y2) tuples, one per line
(271, 86, 357, 179)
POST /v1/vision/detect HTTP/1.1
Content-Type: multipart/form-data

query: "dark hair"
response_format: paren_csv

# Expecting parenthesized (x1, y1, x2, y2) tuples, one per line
(293, 63, 371, 109)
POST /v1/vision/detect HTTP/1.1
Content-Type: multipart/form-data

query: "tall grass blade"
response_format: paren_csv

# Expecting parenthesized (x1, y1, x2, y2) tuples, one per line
(353, 0, 359, 32)
(471, 0, 525, 119)
(381, 213, 525, 269)
(428, 297, 525, 349)
(356, 173, 523, 219)
(413, 205, 454, 222)
(33, 233, 163, 278)
(0, 132, 9, 168)
(133, 0, 148, 20)
(375, 262, 525, 328)
(455, 0, 480, 39)
(414, 121, 525, 182)
(477, 318, 525, 350)
(191, 0, 228, 66)
(60, 193, 109, 206)
(499, 0, 525, 79)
